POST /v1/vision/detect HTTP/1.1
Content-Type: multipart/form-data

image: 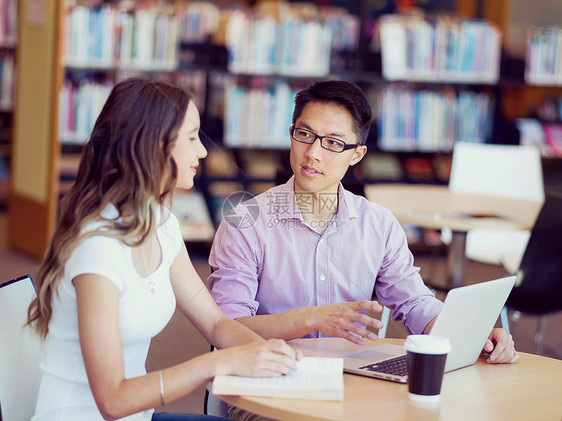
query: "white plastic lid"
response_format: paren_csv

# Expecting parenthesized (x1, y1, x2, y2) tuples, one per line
(404, 334, 451, 355)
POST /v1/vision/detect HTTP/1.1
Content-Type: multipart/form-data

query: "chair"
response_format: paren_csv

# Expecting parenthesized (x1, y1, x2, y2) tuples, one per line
(500, 194, 562, 356)
(203, 271, 231, 417)
(203, 345, 229, 417)
(444, 141, 545, 266)
(0, 275, 44, 421)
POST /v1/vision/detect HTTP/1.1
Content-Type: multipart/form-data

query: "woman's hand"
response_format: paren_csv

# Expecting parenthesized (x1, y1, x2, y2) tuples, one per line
(212, 338, 303, 377)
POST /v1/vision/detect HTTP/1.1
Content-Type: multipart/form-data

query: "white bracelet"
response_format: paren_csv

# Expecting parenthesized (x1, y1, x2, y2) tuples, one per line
(158, 370, 165, 406)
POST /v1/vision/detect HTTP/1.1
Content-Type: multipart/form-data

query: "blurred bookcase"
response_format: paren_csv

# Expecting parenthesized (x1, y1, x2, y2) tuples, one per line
(0, 0, 16, 209)
(7, 0, 562, 257)
(58, 2, 215, 244)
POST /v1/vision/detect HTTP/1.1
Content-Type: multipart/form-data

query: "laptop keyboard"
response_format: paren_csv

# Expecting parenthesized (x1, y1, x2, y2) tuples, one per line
(358, 355, 408, 377)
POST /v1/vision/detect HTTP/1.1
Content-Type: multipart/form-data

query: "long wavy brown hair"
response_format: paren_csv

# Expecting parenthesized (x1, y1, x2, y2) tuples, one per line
(27, 78, 192, 340)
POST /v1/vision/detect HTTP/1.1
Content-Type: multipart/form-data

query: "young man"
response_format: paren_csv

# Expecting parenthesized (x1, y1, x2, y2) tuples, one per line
(208, 80, 517, 364)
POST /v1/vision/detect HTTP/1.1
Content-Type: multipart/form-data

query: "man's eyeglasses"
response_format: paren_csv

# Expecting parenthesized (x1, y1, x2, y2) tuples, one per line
(290, 126, 360, 153)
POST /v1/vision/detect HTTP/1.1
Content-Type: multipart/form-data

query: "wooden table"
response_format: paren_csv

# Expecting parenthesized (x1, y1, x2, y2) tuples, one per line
(364, 184, 542, 288)
(218, 338, 562, 421)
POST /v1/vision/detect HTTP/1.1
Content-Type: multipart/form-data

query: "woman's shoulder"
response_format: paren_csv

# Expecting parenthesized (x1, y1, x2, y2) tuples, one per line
(64, 225, 130, 292)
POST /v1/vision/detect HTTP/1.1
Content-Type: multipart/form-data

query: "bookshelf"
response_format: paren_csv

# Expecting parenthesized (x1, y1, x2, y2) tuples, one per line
(0, 0, 16, 208)
(7, 0, 562, 258)
(59, 2, 215, 243)
(7, 0, 212, 257)
(8, 0, 61, 257)
(499, 18, 562, 194)
(507, 25, 562, 162)
(200, 3, 503, 224)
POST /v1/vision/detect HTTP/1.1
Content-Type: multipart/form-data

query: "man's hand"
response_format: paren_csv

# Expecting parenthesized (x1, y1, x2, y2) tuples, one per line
(309, 301, 384, 345)
(483, 328, 519, 364)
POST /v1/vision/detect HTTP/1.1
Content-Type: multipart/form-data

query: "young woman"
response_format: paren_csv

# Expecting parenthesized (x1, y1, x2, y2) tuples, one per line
(27, 78, 300, 421)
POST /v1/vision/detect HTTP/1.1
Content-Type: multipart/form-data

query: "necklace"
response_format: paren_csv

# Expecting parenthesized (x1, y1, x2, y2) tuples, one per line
(146, 274, 156, 294)
(139, 236, 157, 294)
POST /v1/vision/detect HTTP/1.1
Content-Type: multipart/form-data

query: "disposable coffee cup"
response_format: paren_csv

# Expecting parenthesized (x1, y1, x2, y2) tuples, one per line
(404, 335, 451, 403)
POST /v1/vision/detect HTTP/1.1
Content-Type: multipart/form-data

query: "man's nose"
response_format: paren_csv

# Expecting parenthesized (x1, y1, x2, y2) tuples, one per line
(304, 137, 324, 160)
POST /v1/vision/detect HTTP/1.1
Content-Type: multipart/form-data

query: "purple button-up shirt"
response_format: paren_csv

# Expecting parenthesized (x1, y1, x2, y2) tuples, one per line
(208, 176, 442, 336)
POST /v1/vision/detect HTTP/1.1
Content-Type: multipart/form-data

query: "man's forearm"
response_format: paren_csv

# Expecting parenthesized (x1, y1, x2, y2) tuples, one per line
(423, 317, 437, 334)
(210, 316, 265, 349)
(235, 307, 316, 341)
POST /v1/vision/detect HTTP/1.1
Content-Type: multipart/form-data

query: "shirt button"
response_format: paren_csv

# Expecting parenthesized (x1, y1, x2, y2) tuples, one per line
(319, 275, 326, 281)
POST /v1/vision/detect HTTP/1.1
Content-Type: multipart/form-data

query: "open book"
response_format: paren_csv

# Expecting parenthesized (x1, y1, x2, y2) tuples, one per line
(212, 357, 344, 401)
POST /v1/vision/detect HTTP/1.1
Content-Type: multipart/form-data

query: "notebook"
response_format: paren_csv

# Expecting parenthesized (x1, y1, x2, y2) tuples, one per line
(343, 275, 516, 383)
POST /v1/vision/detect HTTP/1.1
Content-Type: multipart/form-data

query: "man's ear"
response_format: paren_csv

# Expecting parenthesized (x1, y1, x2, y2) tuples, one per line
(350, 145, 367, 166)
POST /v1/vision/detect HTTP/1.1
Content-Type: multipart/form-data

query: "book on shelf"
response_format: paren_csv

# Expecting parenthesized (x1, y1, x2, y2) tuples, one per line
(379, 14, 501, 83)
(204, 149, 239, 178)
(59, 81, 113, 144)
(0, 55, 14, 110)
(525, 26, 562, 86)
(223, 3, 357, 77)
(63, 4, 117, 68)
(0, 153, 8, 201)
(225, 11, 277, 75)
(176, 2, 220, 44)
(376, 86, 490, 152)
(360, 153, 404, 181)
(402, 156, 436, 182)
(224, 81, 295, 149)
(0, 0, 17, 47)
(516, 118, 551, 157)
(276, 19, 332, 77)
(171, 190, 215, 242)
(239, 150, 282, 179)
(63, 4, 179, 71)
(516, 119, 562, 157)
(543, 123, 562, 157)
(212, 357, 344, 401)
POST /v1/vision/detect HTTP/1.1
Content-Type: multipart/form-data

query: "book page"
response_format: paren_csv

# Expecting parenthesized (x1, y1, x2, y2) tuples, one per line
(293, 356, 343, 374)
(212, 357, 344, 401)
(214, 371, 341, 390)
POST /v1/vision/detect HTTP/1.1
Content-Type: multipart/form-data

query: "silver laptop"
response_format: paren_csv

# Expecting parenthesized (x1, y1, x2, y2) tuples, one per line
(343, 276, 516, 383)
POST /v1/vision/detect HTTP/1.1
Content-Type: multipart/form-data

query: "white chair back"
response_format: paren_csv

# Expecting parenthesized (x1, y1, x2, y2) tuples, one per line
(448, 142, 545, 203)
(0, 276, 44, 421)
(204, 347, 229, 417)
(204, 382, 229, 417)
(445, 142, 545, 266)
